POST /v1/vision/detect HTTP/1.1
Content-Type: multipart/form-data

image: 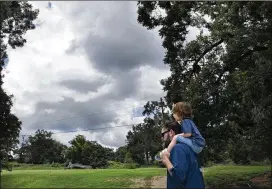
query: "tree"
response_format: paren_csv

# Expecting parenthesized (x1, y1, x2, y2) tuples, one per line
(104, 147, 115, 161)
(0, 1, 39, 161)
(115, 146, 128, 163)
(16, 130, 67, 164)
(126, 117, 162, 165)
(66, 135, 111, 168)
(137, 1, 272, 164)
(142, 98, 172, 125)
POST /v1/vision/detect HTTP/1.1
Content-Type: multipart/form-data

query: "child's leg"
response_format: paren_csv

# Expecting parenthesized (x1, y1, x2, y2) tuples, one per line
(176, 135, 203, 154)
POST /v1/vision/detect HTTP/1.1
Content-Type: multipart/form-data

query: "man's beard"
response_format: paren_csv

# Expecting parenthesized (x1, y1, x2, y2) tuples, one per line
(163, 137, 171, 149)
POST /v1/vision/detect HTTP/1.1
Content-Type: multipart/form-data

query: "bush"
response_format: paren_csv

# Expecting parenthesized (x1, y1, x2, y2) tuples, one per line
(124, 163, 139, 169)
(250, 158, 271, 166)
(108, 161, 126, 169)
(107, 161, 139, 169)
(206, 160, 215, 167)
(223, 158, 235, 165)
(11, 163, 21, 167)
(51, 162, 64, 167)
(1, 161, 13, 171)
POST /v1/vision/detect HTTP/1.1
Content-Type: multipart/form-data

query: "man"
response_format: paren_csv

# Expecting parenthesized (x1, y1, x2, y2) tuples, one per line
(160, 121, 205, 189)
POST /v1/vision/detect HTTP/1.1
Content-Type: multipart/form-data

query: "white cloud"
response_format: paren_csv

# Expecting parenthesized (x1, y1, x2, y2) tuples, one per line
(3, 1, 197, 149)
(2, 1, 170, 149)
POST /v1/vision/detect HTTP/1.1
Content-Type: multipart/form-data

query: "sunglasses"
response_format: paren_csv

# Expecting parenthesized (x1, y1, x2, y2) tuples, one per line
(161, 130, 170, 137)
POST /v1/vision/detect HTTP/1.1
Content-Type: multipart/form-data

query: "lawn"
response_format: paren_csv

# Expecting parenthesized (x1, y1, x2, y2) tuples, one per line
(1, 165, 270, 188)
(203, 165, 271, 187)
(1, 168, 165, 188)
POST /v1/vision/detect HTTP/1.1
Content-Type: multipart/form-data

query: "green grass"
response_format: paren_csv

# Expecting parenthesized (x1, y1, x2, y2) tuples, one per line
(1, 168, 165, 188)
(203, 165, 271, 187)
(1, 165, 270, 188)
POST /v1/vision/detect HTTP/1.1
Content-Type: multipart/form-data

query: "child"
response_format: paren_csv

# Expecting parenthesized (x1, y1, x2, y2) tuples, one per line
(155, 102, 205, 161)
(167, 102, 206, 155)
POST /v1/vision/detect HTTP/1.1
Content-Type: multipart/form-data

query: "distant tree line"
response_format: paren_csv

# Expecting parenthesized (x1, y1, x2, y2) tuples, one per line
(15, 130, 115, 168)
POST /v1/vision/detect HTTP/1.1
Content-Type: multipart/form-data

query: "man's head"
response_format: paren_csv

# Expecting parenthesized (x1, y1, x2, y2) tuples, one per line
(161, 121, 181, 148)
(172, 102, 192, 122)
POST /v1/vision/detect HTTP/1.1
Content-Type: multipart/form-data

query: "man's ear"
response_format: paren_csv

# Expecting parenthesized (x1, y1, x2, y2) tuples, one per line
(169, 129, 174, 136)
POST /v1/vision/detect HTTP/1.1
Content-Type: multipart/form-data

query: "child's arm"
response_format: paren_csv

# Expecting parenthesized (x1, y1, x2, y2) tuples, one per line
(181, 133, 192, 137)
(166, 135, 178, 154)
(177, 133, 192, 138)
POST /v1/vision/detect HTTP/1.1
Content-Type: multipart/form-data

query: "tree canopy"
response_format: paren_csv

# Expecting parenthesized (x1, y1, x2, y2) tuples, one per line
(136, 1, 272, 164)
(0, 1, 39, 162)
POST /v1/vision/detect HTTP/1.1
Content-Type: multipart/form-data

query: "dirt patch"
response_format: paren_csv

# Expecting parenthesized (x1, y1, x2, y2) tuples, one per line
(150, 176, 166, 188)
(131, 172, 271, 188)
(130, 176, 166, 188)
(130, 178, 153, 188)
(249, 172, 271, 188)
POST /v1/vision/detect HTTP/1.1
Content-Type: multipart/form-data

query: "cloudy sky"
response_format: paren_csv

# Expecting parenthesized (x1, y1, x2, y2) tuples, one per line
(3, 1, 199, 149)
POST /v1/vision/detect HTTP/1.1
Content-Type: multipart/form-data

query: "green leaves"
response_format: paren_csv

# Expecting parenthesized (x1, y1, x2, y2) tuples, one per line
(67, 135, 110, 168)
(137, 1, 272, 164)
(17, 130, 67, 164)
(0, 1, 39, 162)
(126, 118, 162, 165)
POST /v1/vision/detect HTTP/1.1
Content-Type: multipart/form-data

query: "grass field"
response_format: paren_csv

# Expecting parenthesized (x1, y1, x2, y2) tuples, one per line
(1, 165, 271, 188)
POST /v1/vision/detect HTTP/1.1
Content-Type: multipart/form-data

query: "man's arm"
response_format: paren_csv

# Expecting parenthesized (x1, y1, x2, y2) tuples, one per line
(162, 145, 189, 183)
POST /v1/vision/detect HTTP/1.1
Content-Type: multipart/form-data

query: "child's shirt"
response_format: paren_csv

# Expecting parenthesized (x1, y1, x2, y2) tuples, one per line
(181, 119, 206, 147)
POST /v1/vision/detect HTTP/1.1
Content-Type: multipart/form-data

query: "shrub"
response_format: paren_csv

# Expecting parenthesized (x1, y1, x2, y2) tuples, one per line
(124, 163, 139, 169)
(223, 158, 235, 165)
(107, 161, 139, 169)
(51, 162, 64, 167)
(206, 160, 215, 167)
(250, 158, 271, 166)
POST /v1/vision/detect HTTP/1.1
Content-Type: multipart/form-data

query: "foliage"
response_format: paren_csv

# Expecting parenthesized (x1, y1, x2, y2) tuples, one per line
(137, 1, 272, 164)
(115, 146, 128, 163)
(66, 135, 112, 168)
(16, 130, 67, 164)
(126, 118, 162, 165)
(0, 1, 39, 161)
(108, 161, 139, 169)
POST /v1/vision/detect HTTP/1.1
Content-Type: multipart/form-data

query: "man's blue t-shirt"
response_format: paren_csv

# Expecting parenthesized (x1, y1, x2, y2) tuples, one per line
(167, 143, 205, 189)
(181, 119, 206, 147)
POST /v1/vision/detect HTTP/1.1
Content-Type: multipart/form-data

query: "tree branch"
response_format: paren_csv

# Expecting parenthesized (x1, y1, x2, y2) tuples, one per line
(194, 38, 224, 68)
(215, 45, 269, 84)
(188, 38, 224, 78)
(240, 46, 268, 60)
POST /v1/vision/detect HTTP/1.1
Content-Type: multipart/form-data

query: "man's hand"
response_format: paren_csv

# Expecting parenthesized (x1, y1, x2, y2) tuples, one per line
(161, 150, 173, 175)
(160, 149, 169, 159)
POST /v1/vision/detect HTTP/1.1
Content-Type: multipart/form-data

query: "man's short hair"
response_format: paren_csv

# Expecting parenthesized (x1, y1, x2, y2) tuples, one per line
(163, 121, 182, 135)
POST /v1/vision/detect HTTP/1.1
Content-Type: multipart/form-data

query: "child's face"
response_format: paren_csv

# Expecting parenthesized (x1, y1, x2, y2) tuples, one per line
(173, 113, 182, 122)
